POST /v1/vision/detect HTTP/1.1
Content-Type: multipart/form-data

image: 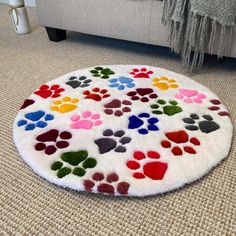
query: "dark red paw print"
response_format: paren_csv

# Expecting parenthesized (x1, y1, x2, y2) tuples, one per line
(83, 87, 110, 101)
(20, 99, 35, 109)
(34, 84, 65, 99)
(130, 68, 154, 78)
(127, 88, 158, 102)
(126, 151, 168, 180)
(35, 129, 72, 155)
(161, 130, 200, 156)
(104, 99, 132, 117)
(208, 99, 230, 116)
(83, 172, 130, 196)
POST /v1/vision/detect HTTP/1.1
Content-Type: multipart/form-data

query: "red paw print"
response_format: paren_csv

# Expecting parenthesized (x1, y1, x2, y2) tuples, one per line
(34, 84, 65, 99)
(126, 151, 168, 180)
(130, 68, 154, 78)
(161, 130, 200, 156)
(83, 87, 110, 101)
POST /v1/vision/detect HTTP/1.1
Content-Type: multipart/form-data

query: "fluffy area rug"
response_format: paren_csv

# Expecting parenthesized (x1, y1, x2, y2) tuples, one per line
(13, 65, 233, 197)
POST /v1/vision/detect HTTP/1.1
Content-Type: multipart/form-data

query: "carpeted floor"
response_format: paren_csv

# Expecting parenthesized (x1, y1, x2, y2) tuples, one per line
(0, 4, 235, 236)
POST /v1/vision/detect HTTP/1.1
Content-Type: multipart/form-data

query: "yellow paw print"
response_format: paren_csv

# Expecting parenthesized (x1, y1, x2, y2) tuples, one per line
(153, 76, 178, 90)
(51, 96, 79, 113)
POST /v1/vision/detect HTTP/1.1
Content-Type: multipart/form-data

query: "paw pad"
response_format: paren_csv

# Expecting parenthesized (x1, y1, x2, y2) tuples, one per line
(127, 88, 158, 103)
(18, 110, 54, 131)
(20, 99, 35, 109)
(128, 113, 159, 135)
(66, 76, 92, 88)
(51, 150, 97, 178)
(109, 76, 135, 90)
(151, 99, 182, 116)
(104, 99, 132, 117)
(83, 172, 130, 195)
(208, 99, 230, 116)
(175, 89, 206, 104)
(161, 130, 200, 156)
(35, 129, 72, 155)
(130, 68, 153, 78)
(34, 84, 65, 99)
(127, 151, 168, 180)
(95, 129, 131, 154)
(90, 67, 115, 79)
(71, 111, 102, 129)
(83, 87, 110, 101)
(183, 113, 220, 133)
(51, 96, 79, 113)
(153, 76, 178, 90)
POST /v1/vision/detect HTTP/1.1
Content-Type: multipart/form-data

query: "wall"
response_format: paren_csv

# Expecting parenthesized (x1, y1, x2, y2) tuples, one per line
(0, 0, 35, 6)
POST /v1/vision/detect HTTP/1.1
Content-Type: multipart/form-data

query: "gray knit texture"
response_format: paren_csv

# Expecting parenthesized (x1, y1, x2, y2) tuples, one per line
(162, 0, 236, 70)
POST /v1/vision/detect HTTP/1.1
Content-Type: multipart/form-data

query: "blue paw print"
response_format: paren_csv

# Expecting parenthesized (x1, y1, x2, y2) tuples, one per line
(109, 76, 135, 90)
(128, 113, 159, 135)
(17, 110, 54, 131)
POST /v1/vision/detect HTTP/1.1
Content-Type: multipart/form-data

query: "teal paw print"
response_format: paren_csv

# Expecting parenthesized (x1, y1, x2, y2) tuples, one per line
(109, 76, 135, 90)
(51, 150, 97, 178)
(151, 100, 183, 116)
(90, 67, 115, 79)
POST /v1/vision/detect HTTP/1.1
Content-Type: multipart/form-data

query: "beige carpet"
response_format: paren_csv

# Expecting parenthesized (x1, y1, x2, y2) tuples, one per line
(0, 4, 235, 236)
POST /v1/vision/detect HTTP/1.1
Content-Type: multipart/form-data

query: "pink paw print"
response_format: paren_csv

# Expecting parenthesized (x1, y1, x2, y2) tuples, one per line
(71, 111, 102, 130)
(130, 68, 154, 78)
(175, 89, 206, 104)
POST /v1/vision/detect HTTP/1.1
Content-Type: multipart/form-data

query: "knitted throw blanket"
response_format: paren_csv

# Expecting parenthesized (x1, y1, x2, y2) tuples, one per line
(162, 0, 236, 70)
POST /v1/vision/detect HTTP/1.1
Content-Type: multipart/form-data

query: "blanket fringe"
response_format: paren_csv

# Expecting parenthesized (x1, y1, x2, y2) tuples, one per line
(162, 0, 235, 71)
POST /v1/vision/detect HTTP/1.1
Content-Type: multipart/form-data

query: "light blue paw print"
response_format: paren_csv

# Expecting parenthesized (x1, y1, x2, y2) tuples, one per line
(17, 110, 54, 131)
(109, 76, 135, 90)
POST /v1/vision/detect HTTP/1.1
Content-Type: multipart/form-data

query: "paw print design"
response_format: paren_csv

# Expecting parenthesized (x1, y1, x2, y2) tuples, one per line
(183, 113, 220, 133)
(161, 130, 200, 156)
(35, 129, 72, 155)
(95, 129, 131, 154)
(152, 76, 178, 90)
(208, 99, 230, 116)
(104, 99, 132, 117)
(175, 88, 206, 104)
(108, 76, 135, 90)
(128, 113, 159, 135)
(71, 111, 102, 129)
(127, 88, 158, 103)
(83, 87, 110, 101)
(51, 96, 79, 113)
(90, 67, 115, 79)
(126, 151, 168, 180)
(34, 84, 65, 99)
(17, 110, 54, 131)
(130, 68, 154, 78)
(51, 150, 97, 178)
(20, 99, 35, 110)
(66, 76, 92, 89)
(151, 99, 182, 116)
(83, 172, 130, 195)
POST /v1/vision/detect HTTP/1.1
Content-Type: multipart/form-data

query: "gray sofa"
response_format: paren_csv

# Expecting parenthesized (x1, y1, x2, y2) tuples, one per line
(35, 0, 236, 58)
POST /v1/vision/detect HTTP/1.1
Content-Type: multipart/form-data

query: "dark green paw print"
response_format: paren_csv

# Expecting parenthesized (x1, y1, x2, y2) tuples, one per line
(90, 67, 115, 79)
(51, 150, 97, 178)
(151, 99, 182, 116)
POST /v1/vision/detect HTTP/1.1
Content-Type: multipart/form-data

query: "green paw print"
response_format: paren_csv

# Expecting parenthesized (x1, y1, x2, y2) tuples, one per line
(90, 67, 115, 79)
(151, 99, 182, 116)
(51, 150, 97, 178)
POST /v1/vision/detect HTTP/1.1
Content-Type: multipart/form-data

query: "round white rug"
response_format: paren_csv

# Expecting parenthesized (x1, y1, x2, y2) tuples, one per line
(13, 65, 233, 197)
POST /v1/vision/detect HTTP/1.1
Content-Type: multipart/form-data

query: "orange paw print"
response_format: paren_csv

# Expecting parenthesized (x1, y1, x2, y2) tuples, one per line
(51, 96, 79, 113)
(153, 76, 178, 90)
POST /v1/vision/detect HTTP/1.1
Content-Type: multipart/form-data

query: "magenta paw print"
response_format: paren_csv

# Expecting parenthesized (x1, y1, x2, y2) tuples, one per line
(71, 111, 103, 130)
(175, 89, 206, 104)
